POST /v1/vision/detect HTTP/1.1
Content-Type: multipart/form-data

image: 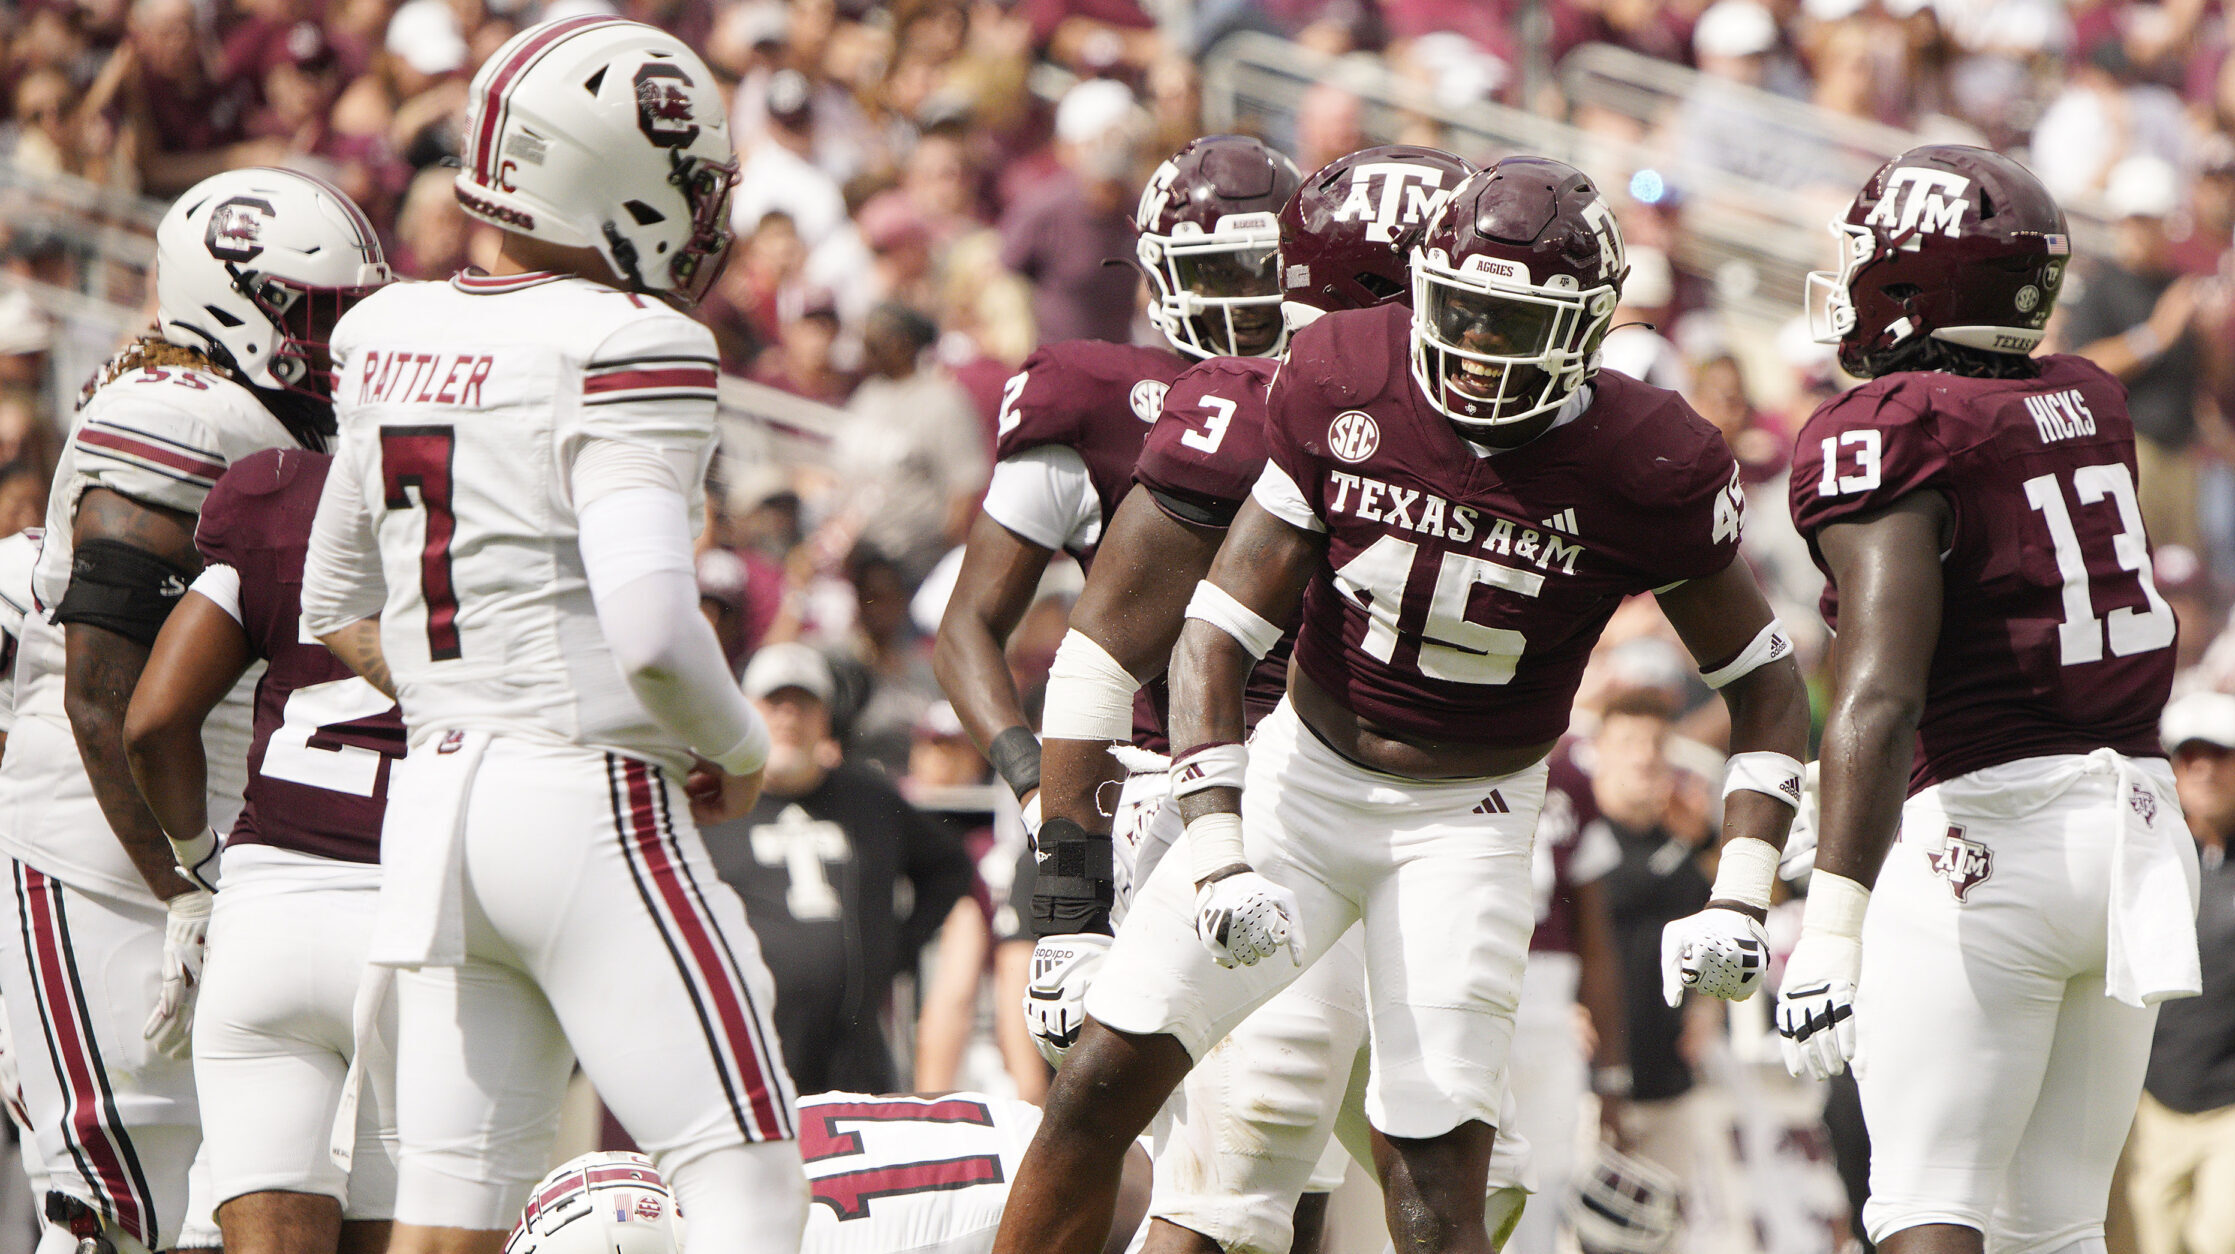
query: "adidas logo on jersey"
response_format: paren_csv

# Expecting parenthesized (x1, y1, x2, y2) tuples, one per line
(1471, 790, 1510, 815)
(1540, 508, 1580, 535)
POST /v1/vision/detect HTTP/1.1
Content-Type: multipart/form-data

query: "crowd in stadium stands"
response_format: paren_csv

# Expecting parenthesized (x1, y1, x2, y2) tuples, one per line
(7, 1, 2235, 1251)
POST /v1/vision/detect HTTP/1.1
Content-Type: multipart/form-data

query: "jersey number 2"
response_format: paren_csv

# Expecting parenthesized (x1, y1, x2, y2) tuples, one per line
(2023, 463, 2175, 665)
(380, 426, 462, 660)
(262, 675, 396, 796)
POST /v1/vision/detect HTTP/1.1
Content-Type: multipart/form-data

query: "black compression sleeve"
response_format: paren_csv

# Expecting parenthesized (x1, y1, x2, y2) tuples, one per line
(53, 539, 194, 647)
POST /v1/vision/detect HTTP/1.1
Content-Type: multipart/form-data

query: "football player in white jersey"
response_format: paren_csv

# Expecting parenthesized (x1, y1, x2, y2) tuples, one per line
(0, 166, 390, 1254)
(300, 18, 804, 1254)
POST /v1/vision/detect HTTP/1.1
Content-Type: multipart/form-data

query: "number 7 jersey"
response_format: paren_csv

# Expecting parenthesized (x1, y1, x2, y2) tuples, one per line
(309, 271, 720, 770)
(1790, 353, 2174, 791)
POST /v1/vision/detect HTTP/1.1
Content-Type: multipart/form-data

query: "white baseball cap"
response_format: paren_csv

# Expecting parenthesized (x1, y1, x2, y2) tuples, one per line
(2162, 691, 2235, 753)
(742, 642, 835, 703)
(2107, 154, 2182, 221)
(1695, 0, 1779, 59)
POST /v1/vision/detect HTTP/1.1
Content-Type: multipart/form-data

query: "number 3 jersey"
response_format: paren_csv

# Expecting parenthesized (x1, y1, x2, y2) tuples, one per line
(306, 271, 721, 771)
(1790, 354, 2173, 791)
(2, 364, 309, 898)
(1254, 301, 1742, 748)
(193, 449, 403, 863)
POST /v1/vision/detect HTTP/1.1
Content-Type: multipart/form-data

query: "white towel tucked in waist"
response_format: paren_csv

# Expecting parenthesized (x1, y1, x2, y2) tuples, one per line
(369, 727, 490, 968)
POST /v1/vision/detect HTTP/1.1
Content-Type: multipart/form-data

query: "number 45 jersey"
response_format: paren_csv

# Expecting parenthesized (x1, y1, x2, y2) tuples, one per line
(194, 449, 403, 863)
(1791, 354, 2174, 792)
(1256, 302, 1742, 748)
(310, 272, 720, 770)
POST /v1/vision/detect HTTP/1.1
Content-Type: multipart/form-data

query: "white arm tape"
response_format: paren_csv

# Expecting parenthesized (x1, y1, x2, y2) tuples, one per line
(1708, 835, 1781, 912)
(1187, 812, 1248, 881)
(1041, 629, 1140, 742)
(1700, 619, 1792, 689)
(1171, 742, 1248, 799)
(1723, 750, 1804, 809)
(1799, 870, 1871, 940)
(1185, 580, 1283, 661)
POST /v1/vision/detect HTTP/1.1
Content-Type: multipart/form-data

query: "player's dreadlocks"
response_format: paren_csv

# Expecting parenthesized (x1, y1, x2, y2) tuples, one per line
(79, 337, 237, 409)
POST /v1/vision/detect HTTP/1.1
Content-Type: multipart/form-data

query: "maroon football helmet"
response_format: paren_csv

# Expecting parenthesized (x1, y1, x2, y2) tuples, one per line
(1409, 156, 1628, 431)
(1808, 144, 2070, 378)
(1135, 135, 1303, 359)
(1280, 145, 1475, 323)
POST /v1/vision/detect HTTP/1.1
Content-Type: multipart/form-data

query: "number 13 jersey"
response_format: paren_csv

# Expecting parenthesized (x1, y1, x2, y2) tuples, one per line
(308, 271, 720, 771)
(1790, 353, 2174, 791)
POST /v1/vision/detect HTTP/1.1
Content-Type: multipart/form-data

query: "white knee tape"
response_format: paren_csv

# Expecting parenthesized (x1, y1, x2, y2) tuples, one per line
(1041, 629, 1141, 742)
(1700, 619, 1792, 689)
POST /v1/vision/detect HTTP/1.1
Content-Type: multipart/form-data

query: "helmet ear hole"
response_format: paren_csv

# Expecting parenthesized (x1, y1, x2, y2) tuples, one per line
(204, 305, 245, 328)
(583, 67, 606, 94)
(624, 200, 665, 225)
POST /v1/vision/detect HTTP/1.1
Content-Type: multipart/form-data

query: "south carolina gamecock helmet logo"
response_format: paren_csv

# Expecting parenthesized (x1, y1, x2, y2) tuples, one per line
(633, 63, 700, 149)
(205, 196, 275, 263)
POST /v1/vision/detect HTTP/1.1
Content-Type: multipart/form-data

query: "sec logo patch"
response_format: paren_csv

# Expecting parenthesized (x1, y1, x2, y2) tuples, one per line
(1328, 410, 1380, 463)
(1130, 380, 1169, 424)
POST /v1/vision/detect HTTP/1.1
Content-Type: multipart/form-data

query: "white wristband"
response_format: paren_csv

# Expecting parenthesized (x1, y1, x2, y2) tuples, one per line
(1171, 742, 1248, 798)
(1041, 629, 1141, 742)
(1800, 870, 1871, 940)
(1185, 580, 1283, 661)
(1708, 835, 1780, 912)
(1187, 812, 1247, 881)
(1700, 620, 1793, 689)
(1723, 750, 1804, 809)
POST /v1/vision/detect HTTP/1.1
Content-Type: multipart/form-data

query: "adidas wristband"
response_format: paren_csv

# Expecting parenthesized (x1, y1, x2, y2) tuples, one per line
(1171, 742, 1247, 799)
(1723, 751, 1804, 810)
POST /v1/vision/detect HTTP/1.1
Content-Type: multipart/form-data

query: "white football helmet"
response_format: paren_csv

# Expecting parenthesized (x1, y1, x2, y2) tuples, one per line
(1567, 1144, 1680, 1254)
(455, 17, 737, 306)
(505, 1152, 680, 1254)
(153, 167, 391, 399)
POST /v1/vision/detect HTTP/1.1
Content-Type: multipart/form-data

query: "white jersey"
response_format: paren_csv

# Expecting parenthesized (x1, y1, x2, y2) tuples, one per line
(0, 366, 289, 896)
(0, 528, 42, 737)
(799, 1092, 1044, 1254)
(303, 272, 719, 771)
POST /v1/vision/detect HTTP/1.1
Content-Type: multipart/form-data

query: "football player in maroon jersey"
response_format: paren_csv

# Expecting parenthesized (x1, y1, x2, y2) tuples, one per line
(1780, 145, 2195, 1254)
(122, 448, 405, 1254)
(1023, 145, 1527, 1254)
(991, 157, 1809, 1254)
(933, 135, 1299, 829)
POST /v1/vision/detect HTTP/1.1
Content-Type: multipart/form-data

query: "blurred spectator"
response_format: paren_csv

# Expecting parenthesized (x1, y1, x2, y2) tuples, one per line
(697, 544, 784, 676)
(2032, 42, 2187, 206)
(703, 644, 974, 1095)
(706, 211, 807, 373)
(733, 69, 859, 288)
(902, 701, 1014, 1092)
(833, 302, 990, 585)
(999, 77, 1147, 346)
(2156, 545, 2220, 680)
(390, 165, 471, 280)
(0, 460, 48, 537)
(751, 288, 855, 406)
(1600, 245, 1688, 391)
(1027, 0, 1164, 77)
(122, 0, 276, 194)
(2060, 153, 2211, 552)
(827, 544, 944, 777)
(2125, 692, 2235, 1254)
(1690, 352, 1788, 487)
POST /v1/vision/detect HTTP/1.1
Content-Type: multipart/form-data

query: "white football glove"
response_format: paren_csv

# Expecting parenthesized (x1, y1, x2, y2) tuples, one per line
(1775, 930, 1860, 1080)
(1659, 907, 1771, 1006)
(1193, 872, 1304, 968)
(1023, 933, 1110, 1067)
(143, 889, 211, 1061)
(169, 827, 223, 894)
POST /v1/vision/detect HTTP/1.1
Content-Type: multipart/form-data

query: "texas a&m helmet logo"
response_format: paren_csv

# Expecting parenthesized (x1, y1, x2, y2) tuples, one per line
(1863, 167, 1972, 242)
(633, 63, 700, 149)
(1330, 162, 1457, 244)
(1927, 824, 1993, 902)
(205, 196, 275, 263)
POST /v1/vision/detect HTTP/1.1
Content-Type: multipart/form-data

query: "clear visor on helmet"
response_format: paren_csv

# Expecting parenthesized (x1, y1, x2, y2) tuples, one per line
(1804, 221, 1875, 346)
(666, 153, 741, 307)
(1143, 226, 1286, 359)
(1411, 262, 1596, 429)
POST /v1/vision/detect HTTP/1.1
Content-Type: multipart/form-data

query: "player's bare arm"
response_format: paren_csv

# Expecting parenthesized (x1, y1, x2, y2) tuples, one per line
(1653, 557, 1812, 1006)
(318, 616, 396, 700)
(61, 486, 202, 901)
(1813, 492, 1951, 888)
(933, 512, 1058, 807)
(123, 589, 254, 877)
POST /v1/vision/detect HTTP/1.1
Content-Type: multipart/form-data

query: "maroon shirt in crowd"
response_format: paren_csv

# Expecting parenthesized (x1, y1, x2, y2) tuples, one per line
(1262, 302, 1742, 747)
(1791, 355, 2174, 791)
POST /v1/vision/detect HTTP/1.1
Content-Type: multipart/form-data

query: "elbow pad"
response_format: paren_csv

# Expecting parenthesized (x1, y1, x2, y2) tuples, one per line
(54, 539, 194, 647)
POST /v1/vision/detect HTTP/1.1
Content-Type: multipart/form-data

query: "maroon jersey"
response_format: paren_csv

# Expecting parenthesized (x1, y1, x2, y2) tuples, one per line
(196, 449, 406, 863)
(1262, 303, 1743, 748)
(993, 339, 1189, 569)
(1790, 354, 2174, 791)
(1136, 355, 1290, 729)
(994, 339, 1188, 751)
